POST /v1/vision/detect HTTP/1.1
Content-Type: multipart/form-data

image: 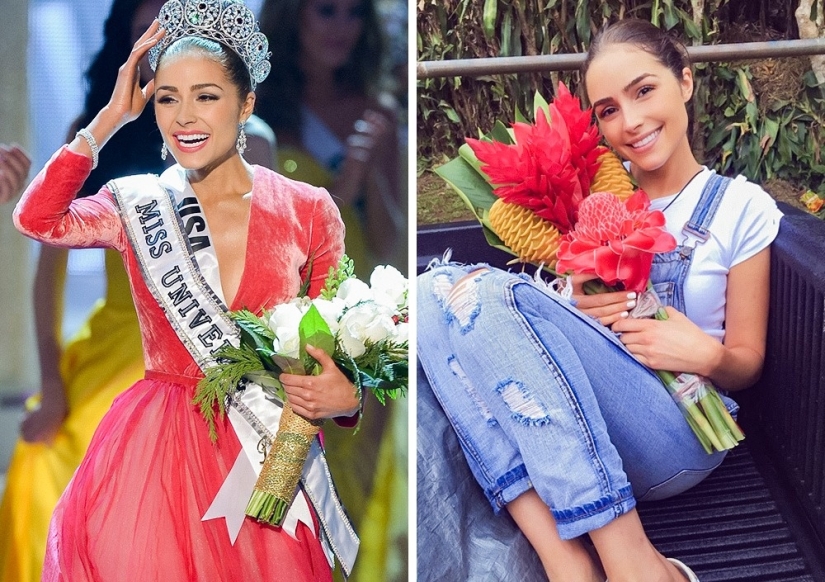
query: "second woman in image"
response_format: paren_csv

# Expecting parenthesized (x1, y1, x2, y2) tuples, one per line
(418, 18, 782, 582)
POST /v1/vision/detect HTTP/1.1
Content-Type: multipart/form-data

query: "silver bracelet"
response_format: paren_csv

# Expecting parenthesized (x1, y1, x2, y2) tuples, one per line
(75, 128, 99, 169)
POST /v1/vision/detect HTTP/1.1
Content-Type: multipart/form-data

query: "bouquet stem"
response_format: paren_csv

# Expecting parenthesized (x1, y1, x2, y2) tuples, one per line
(655, 369, 719, 454)
(652, 303, 744, 453)
(245, 404, 324, 526)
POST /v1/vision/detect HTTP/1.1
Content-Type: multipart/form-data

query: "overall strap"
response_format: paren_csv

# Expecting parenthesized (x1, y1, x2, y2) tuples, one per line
(682, 172, 732, 242)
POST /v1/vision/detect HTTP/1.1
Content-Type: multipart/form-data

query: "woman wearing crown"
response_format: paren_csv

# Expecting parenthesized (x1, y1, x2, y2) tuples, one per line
(13, 1, 362, 579)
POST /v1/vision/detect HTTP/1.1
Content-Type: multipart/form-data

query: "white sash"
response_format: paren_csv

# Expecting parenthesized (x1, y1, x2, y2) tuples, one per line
(108, 172, 359, 577)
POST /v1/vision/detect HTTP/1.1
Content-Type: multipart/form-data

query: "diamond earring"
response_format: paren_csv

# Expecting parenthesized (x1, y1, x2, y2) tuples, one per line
(161, 142, 168, 161)
(236, 122, 247, 155)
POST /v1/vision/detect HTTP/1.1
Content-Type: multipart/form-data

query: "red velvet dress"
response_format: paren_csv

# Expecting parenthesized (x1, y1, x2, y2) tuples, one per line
(14, 147, 347, 581)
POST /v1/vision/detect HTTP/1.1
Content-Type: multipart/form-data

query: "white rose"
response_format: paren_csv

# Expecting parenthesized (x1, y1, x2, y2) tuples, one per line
(267, 301, 308, 359)
(337, 301, 396, 359)
(369, 265, 408, 310)
(267, 300, 306, 331)
(311, 297, 346, 334)
(391, 321, 409, 344)
(272, 327, 301, 359)
(336, 277, 372, 307)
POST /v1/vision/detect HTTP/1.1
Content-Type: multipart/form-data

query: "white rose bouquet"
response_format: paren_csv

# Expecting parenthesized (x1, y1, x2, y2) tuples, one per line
(194, 256, 408, 527)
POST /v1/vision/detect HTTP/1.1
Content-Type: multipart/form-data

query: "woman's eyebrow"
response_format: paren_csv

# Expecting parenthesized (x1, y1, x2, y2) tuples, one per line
(591, 73, 654, 109)
(155, 83, 223, 92)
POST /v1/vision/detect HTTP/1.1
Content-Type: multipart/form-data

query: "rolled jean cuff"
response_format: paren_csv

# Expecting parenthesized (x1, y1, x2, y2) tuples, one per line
(484, 464, 533, 514)
(552, 484, 636, 540)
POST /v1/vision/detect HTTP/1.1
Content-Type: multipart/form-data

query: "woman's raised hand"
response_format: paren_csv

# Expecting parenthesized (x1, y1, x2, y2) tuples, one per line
(70, 21, 164, 163)
(333, 109, 394, 204)
(0, 144, 31, 204)
(105, 20, 165, 129)
(570, 274, 639, 328)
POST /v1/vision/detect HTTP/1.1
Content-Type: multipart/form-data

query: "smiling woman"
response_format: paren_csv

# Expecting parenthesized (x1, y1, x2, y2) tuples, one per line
(11, 0, 364, 579)
(417, 18, 782, 582)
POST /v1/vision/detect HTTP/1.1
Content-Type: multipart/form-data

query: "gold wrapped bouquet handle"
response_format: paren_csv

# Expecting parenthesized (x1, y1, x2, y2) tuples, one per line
(245, 403, 325, 526)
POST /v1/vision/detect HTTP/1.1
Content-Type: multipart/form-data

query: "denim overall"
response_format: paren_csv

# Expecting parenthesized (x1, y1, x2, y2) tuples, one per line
(417, 173, 734, 541)
(651, 172, 731, 313)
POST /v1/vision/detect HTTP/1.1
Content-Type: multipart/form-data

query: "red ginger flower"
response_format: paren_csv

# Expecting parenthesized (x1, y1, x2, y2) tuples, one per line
(466, 82, 606, 234)
(555, 190, 677, 293)
(551, 82, 605, 198)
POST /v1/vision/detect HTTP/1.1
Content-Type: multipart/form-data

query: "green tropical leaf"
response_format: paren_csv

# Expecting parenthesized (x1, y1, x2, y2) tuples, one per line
(271, 354, 305, 375)
(490, 119, 514, 144)
(736, 69, 755, 103)
(458, 142, 485, 177)
(232, 310, 278, 371)
(533, 91, 550, 124)
(434, 157, 498, 225)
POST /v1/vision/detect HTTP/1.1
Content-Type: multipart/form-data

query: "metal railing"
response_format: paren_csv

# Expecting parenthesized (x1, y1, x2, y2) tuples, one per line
(417, 38, 825, 78)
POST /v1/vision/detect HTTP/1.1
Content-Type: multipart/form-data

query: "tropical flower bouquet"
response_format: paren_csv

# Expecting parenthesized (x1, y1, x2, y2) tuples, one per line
(555, 192, 744, 453)
(435, 82, 634, 271)
(437, 82, 743, 453)
(194, 256, 408, 526)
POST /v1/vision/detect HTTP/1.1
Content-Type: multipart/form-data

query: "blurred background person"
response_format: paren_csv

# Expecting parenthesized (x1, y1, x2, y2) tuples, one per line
(256, 0, 405, 276)
(0, 145, 31, 205)
(255, 1, 407, 580)
(0, 1, 275, 580)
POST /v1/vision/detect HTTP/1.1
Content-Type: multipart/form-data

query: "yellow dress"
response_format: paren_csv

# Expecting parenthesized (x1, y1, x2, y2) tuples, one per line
(278, 146, 408, 581)
(0, 250, 144, 582)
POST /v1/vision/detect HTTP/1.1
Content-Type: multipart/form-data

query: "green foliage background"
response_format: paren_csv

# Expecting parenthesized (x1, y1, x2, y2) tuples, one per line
(417, 0, 825, 198)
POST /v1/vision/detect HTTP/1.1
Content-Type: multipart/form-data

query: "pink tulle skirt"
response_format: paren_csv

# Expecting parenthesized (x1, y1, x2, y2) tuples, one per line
(43, 377, 332, 582)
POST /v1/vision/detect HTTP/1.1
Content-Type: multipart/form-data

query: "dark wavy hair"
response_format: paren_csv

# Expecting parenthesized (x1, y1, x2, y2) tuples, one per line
(77, 0, 166, 196)
(255, 0, 384, 139)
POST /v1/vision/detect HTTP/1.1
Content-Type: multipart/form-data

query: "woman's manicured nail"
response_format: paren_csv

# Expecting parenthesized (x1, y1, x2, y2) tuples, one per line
(627, 292, 637, 299)
(627, 300, 637, 309)
(620, 311, 629, 318)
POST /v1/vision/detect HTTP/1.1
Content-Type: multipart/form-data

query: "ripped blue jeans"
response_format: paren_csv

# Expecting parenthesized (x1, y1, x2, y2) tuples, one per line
(417, 264, 734, 540)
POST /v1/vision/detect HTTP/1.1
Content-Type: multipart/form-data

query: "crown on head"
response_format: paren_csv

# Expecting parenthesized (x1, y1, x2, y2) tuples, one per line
(149, 0, 271, 89)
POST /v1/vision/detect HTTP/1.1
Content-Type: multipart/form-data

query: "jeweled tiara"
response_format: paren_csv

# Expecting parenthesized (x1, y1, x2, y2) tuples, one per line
(148, 0, 271, 89)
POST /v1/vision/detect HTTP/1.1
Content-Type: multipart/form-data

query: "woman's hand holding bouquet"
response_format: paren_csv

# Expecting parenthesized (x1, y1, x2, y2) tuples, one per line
(612, 304, 722, 375)
(279, 344, 361, 420)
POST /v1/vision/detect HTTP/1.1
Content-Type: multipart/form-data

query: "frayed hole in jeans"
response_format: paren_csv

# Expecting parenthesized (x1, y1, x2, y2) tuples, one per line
(443, 271, 485, 334)
(448, 356, 497, 427)
(496, 379, 552, 426)
(431, 272, 454, 307)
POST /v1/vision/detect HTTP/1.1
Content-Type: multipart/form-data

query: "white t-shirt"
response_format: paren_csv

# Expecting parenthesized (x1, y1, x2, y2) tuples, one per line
(648, 168, 783, 341)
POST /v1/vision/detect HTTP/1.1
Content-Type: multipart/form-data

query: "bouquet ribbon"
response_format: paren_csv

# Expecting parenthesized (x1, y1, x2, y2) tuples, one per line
(110, 174, 359, 577)
(201, 386, 316, 544)
(202, 382, 358, 570)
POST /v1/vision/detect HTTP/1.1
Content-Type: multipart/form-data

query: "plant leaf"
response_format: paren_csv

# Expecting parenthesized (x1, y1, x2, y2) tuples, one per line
(299, 304, 336, 357)
(434, 157, 498, 222)
(490, 119, 514, 144)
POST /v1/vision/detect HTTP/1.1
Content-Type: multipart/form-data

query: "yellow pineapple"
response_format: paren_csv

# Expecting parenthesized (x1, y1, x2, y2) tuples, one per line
(489, 199, 561, 266)
(591, 150, 634, 200)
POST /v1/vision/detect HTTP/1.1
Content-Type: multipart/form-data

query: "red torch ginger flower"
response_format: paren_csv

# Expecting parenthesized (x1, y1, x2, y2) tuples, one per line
(466, 83, 606, 234)
(556, 190, 677, 292)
